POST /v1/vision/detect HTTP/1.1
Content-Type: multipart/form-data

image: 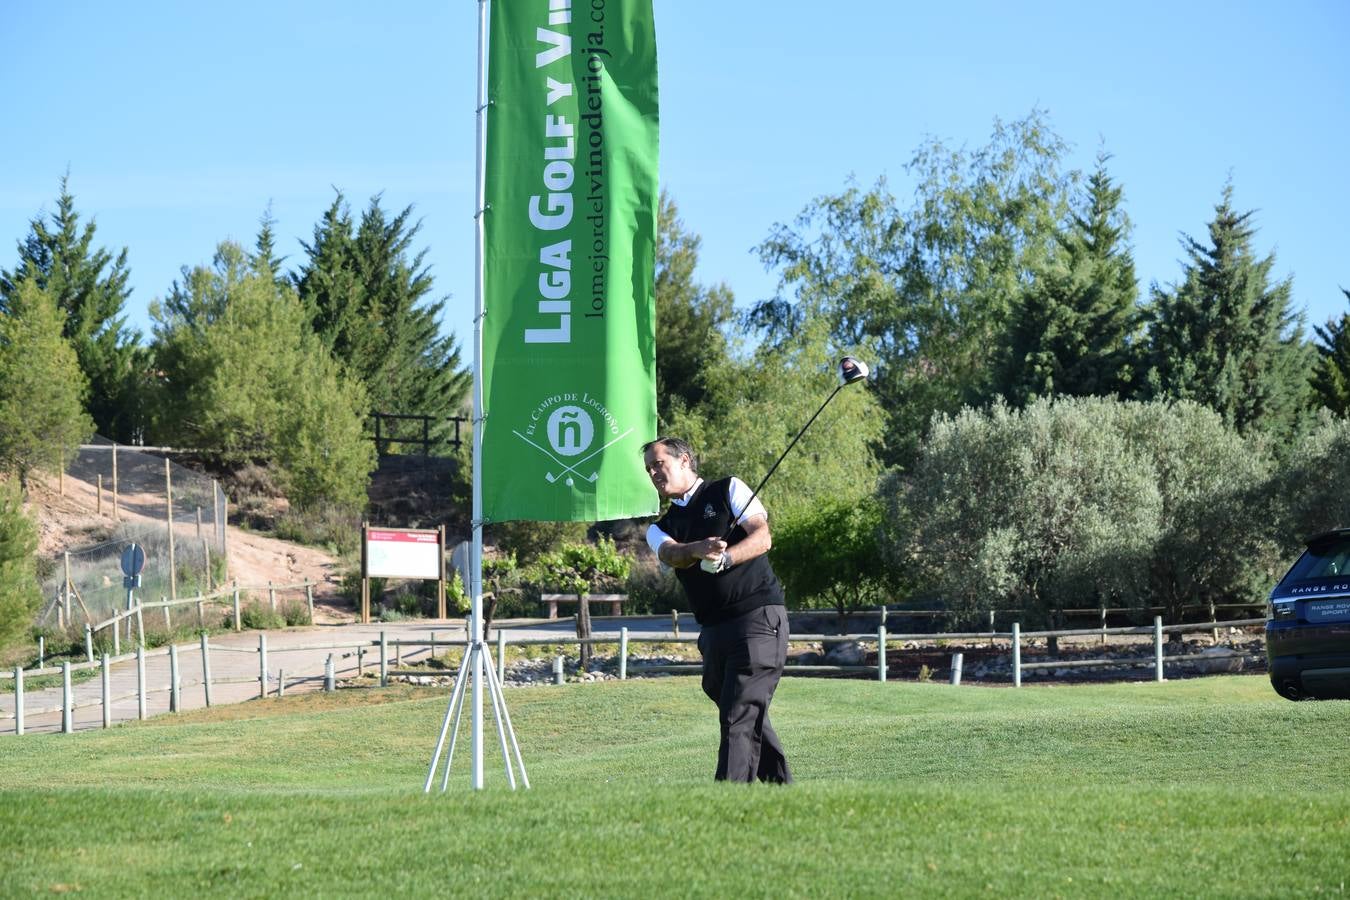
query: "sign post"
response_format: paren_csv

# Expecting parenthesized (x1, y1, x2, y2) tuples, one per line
(121, 543, 145, 647)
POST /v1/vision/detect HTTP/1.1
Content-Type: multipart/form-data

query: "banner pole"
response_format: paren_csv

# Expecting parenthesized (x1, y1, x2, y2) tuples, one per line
(470, 0, 490, 792)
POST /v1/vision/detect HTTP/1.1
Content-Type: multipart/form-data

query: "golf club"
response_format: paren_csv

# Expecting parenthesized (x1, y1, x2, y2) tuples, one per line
(701, 356, 870, 572)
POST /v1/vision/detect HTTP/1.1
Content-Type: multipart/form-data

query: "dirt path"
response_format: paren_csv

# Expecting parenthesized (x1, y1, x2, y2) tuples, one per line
(28, 469, 357, 625)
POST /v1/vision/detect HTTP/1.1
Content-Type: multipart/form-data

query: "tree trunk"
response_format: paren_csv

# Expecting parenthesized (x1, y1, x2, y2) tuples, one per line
(576, 592, 592, 670)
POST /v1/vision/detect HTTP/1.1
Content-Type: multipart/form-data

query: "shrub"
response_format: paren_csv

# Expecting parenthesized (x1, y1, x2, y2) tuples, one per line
(240, 602, 285, 631)
(0, 479, 41, 651)
(623, 559, 686, 615)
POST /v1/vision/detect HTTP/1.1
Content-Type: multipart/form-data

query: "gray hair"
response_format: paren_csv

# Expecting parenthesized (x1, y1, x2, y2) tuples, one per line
(641, 436, 698, 473)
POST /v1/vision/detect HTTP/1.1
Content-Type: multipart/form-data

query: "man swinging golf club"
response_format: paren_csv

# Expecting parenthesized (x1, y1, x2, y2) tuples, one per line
(643, 357, 869, 784)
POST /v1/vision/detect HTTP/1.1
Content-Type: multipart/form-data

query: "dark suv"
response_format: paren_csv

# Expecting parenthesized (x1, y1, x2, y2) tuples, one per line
(1267, 528, 1350, 700)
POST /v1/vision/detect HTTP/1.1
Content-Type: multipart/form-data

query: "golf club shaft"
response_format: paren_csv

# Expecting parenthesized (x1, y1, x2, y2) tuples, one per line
(719, 382, 845, 542)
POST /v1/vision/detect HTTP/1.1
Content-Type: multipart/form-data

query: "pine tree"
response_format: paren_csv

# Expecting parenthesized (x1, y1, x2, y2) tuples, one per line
(654, 191, 735, 426)
(0, 279, 93, 489)
(0, 175, 144, 442)
(1002, 157, 1140, 405)
(1143, 185, 1312, 436)
(149, 241, 376, 510)
(0, 477, 42, 649)
(293, 193, 470, 454)
(1311, 288, 1350, 415)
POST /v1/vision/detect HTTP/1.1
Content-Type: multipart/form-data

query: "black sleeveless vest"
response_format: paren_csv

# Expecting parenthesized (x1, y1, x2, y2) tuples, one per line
(654, 477, 785, 625)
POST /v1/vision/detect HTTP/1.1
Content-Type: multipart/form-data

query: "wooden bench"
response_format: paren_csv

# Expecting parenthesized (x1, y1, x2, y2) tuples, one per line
(541, 593, 626, 618)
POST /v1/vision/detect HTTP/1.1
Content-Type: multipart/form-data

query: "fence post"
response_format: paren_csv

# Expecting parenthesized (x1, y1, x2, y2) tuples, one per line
(170, 644, 180, 713)
(395, 639, 402, 668)
(137, 646, 147, 720)
(233, 588, 241, 631)
(112, 443, 120, 520)
(877, 624, 887, 683)
(136, 601, 145, 649)
(277, 670, 285, 698)
(357, 646, 365, 677)
(554, 655, 565, 686)
(1209, 599, 1219, 644)
(64, 552, 73, 626)
(112, 614, 120, 656)
(268, 581, 276, 612)
(165, 458, 176, 603)
(619, 626, 629, 681)
(163, 600, 171, 633)
(14, 665, 23, 735)
(85, 624, 93, 664)
(951, 652, 964, 686)
(62, 661, 73, 734)
(196, 595, 205, 629)
(102, 653, 111, 728)
(671, 610, 679, 637)
(1012, 622, 1022, 688)
(306, 583, 314, 623)
(497, 629, 507, 686)
(98, 474, 104, 515)
(200, 632, 213, 707)
(325, 655, 336, 692)
(38, 635, 45, 669)
(379, 632, 388, 687)
(1100, 605, 1108, 646)
(253, 632, 268, 698)
(1154, 616, 1165, 682)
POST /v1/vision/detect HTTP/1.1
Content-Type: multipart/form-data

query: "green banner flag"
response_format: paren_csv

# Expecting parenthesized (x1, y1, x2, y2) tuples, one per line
(482, 0, 659, 522)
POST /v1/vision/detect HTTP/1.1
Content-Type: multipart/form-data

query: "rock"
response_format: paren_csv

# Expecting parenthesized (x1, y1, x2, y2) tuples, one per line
(1194, 647, 1245, 674)
(824, 641, 866, 666)
(792, 652, 824, 666)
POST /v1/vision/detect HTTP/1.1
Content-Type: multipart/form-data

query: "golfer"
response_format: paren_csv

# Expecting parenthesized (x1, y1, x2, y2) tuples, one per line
(642, 436, 792, 784)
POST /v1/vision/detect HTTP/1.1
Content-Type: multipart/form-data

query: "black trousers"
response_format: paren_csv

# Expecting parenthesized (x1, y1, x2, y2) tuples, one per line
(697, 604, 793, 784)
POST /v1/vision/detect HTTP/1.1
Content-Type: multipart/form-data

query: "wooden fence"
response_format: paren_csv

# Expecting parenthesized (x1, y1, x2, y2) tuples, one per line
(1, 615, 1269, 736)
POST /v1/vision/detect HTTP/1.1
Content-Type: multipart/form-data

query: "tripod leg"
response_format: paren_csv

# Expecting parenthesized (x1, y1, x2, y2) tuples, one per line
(441, 643, 476, 792)
(483, 650, 530, 789)
(482, 650, 516, 789)
(424, 641, 474, 793)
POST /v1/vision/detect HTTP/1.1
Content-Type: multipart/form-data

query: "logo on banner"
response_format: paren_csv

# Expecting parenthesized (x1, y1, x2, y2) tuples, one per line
(513, 392, 636, 487)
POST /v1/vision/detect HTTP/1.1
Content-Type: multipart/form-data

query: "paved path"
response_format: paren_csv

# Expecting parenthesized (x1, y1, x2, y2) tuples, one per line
(0, 616, 699, 736)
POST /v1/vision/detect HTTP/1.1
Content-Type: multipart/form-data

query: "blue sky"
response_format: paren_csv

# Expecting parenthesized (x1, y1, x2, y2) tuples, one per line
(2, 1, 1346, 351)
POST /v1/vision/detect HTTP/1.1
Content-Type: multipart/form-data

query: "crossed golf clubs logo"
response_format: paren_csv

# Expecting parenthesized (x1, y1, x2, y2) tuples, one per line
(512, 404, 634, 487)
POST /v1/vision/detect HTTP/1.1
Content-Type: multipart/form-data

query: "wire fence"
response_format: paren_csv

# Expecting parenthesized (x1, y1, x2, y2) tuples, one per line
(42, 437, 228, 627)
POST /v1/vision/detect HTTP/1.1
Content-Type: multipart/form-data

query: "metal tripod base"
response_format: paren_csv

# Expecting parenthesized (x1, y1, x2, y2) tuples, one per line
(424, 639, 529, 792)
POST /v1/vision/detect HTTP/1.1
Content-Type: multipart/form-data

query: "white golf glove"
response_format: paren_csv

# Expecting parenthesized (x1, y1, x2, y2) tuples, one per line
(699, 551, 730, 574)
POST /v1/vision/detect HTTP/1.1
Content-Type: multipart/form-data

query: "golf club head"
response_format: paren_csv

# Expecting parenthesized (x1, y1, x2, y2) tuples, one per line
(839, 356, 870, 385)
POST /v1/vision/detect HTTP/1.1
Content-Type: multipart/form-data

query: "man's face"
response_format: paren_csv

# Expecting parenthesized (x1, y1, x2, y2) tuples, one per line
(644, 443, 696, 499)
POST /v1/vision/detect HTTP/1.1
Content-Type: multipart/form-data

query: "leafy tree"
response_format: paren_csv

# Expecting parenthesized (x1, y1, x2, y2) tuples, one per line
(1311, 289, 1350, 415)
(0, 279, 93, 489)
(771, 495, 896, 624)
(664, 317, 886, 526)
(889, 397, 1277, 626)
(0, 176, 145, 442)
(1271, 411, 1350, 551)
(654, 191, 735, 426)
(526, 537, 629, 669)
(1000, 156, 1140, 405)
(1143, 185, 1313, 438)
(0, 477, 42, 649)
(892, 398, 1162, 627)
(754, 110, 1075, 465)
(150, 241, 376, 510)
(293, 193, 470, 453)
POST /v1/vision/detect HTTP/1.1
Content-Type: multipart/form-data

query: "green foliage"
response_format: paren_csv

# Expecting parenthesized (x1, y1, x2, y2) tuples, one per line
(772, 495, 895, 615)
(293, 193, 470, 453)
(890, 397, 1277, 625)
(1000, 155, 1141, 404)
(1311, 289, 1350, 415)
(654, 191, 736, 427)
(0, 278, 93, 487)
(0, 479, 41, 649)
(1143, 184, 1313, 438)
(486, 519, 587, 566)
(446, 570, 469, 615)
(271, 503, 362, 556)
(150, 241, 376, 510)
(526, 536, 630, 595)
(239, 602, 286, 631)
(1272, 411, 1350, 551)
(665, 318, 885, 524)
(0, 176, 145, 442)
(754, 110, 1076, 465)
(623, 559, 686, 615)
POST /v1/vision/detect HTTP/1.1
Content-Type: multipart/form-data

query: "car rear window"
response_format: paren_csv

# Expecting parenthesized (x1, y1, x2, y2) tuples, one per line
(1284, 534, 1350, 583)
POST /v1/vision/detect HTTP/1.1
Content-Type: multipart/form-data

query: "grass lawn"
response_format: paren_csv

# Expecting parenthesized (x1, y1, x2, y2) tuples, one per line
(1, 675, 1347, 897)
